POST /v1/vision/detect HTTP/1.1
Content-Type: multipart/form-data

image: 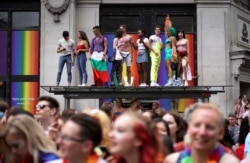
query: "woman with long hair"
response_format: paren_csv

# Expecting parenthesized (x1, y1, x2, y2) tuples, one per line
(109, 112, 157, 163)
(162, 111, 187, 145)
(164, 27, 177, 86)
(176, 29, 192, 86)
(76, 31, 90, 86)
(0, 114, 58, 163)
(135, 29, 149, 87)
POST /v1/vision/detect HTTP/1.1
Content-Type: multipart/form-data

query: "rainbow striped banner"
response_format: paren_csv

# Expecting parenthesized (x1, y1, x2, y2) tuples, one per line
(11, 31, 39, 75)
(11, 82, 39, 114)
(104, 33, 195, 111)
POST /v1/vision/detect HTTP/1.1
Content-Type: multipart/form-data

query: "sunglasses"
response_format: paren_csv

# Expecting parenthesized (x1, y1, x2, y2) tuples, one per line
(35, 104, 50, 109)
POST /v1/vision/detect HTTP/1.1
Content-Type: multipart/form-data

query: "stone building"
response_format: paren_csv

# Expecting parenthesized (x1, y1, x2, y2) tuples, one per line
(0, 0, 249, 113)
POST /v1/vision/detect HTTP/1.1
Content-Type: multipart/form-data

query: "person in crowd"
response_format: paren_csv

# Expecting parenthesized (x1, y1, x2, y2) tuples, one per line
(235, 114, 250, 160)
(228, 113, 239, 144)
(35, 96, 60, 134)
(164, 27, 177, 86)
(109, 112, 157, 163)
(0, 115, 58, 163)
(75, 31, 89, 86)
(162, 111, 187, 145)
(235, 96, 245, 125)
(48, 108, 77, 142)
(56, 31, 75, 86)
(90, 26, 109, 87)
(6, 107, 34, 122)
(152, 101, 160, 111)
(112, 98, 124, 121)
(118, 25, 135, 86)
(242, 98, 250, 119)
(164, 103, 239, 163)
(0, 100, 10, 126)
(150, 118, 173, 163)
(135, 29, 149, 87)
(100, 101, 113, 120)
(110, 29, 124, 87)
(176, 29, 192, 86)
(220, 119, 235, 149)
(148, 25, 163, 87)
(154, 108, 167, 118)
(48, 113, 105, 163)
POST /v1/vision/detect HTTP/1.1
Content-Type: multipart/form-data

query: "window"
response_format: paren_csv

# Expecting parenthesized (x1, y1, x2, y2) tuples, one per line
(0, 12, 8, 29)
(156, 16, 194, 33)
(12, 12, 39, 29)
(101, 16, 140, 33)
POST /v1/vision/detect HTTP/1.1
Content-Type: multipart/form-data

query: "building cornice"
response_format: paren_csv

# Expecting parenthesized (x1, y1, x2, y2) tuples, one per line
(76, 0, 101, 4)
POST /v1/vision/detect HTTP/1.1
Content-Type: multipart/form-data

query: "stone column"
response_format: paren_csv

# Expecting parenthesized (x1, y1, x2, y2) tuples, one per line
(40, 0, 76, 109)
(196, 0, 231, 114)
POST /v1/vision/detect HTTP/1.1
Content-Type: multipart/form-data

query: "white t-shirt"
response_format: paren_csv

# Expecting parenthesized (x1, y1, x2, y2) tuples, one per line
(58, 38, 75, 56)
(149, 35, 162, 49)
(136, 38, 149, 50)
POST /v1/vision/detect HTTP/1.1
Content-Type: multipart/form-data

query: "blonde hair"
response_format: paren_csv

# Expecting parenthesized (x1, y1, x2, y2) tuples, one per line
(188, 103, 225, 127)
(0, 114, 57, 163)
(84, 109, 111, 148)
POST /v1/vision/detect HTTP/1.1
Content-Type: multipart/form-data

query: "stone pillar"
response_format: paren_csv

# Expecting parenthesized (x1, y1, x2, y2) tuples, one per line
(196, 0, 231, 114)
(40, 0, 76, 109)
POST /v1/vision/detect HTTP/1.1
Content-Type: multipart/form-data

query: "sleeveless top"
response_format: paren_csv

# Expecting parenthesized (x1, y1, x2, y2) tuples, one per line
(177, 145, 225, 163)
(165, 38, 171, 44)
(76, 44, 86, 50)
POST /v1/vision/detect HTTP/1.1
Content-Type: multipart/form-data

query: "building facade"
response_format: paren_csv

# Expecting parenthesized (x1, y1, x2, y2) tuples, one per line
(0, 0, 250, 113)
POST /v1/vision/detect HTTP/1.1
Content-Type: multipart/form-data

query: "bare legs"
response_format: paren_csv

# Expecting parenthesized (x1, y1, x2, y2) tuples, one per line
(137, 62, 147, 85)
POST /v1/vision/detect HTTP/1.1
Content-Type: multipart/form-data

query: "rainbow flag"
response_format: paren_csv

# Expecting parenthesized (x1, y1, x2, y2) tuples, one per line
(12, 30, 39, 75)
(11, 82, 38, 114)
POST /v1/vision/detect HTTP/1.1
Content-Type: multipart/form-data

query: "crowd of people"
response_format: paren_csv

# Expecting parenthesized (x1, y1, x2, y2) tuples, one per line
(56, 16, 192, 87)
(0, 94, 250, 163)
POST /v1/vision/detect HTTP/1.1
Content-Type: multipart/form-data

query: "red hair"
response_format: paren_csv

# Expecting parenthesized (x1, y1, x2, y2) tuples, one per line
(134, 123, 157, 163)
(115, 113, 157, 163)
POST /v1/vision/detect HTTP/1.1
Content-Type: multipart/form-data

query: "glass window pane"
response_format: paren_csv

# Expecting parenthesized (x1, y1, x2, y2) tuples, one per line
(0, 12, 8, 29)
(156, 16, 194, 33)
(101, 16, 139, 33)
(12, 12, 39, 29)
(0, 31, 8, 75)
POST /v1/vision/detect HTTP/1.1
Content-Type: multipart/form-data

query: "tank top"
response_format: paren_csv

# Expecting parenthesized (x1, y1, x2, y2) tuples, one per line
(176, 145, 225, 163)
(76, 44, 85, 50)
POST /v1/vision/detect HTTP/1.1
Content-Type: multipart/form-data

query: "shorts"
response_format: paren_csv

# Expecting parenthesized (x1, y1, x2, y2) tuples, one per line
(164, 47, 172, 61)
(137, 50, 148, 63)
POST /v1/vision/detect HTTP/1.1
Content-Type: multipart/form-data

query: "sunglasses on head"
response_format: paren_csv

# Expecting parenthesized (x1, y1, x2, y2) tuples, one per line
(35, 104, 50, 109)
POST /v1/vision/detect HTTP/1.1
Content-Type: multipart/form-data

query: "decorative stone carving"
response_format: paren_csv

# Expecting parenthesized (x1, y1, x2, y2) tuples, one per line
(233, 0, 250, 10)
(44, 0, 70, 22)
(230, 50, 250, 78)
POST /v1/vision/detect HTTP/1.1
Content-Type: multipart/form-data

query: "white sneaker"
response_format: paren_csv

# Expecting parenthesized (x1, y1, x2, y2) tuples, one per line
(184, 81, 188, 86)
(80, 83, 86, 86)
(164, 78, 173, 86)
(139, 83, 148, 87)
(150, 82, 160, 87)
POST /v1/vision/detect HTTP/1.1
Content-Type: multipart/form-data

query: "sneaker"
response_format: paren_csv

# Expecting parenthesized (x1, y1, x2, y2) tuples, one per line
(140, 83, 148, 87)
(150, 82, 160, 87)
(81, 83, 87, 86)
(184, 81, 188, 86)
(164, 78, 173, 86)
